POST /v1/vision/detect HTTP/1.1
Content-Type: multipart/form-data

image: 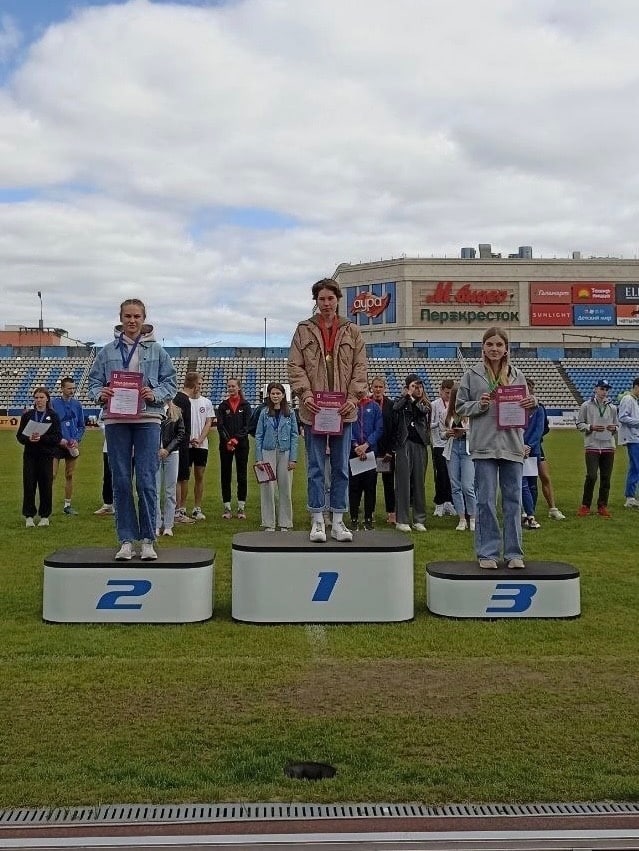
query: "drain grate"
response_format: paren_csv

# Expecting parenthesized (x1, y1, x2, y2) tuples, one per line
(1, 801, 639, 827)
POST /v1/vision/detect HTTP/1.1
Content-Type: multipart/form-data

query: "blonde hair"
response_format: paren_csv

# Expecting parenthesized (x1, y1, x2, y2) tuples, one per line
(166, 400, 182, 422)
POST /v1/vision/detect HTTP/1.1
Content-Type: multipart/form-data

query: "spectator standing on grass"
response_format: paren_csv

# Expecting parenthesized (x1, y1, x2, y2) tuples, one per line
(456, 326, 536, 570)
(369, 375, 396, 524)
(94, 409, 114, 516)
(521, 378, 566, 526)
(156, 400, 185, 537)
(617, 376, 639, 509)
(430, 378, 456, 518)
(16, 387, 62, 527)
(576, 379, 618, 518)
(392, 374, 431, 534)
(217, 377, 252, 520)
(440, 383, 475, 532)
(51, 377, 85, 515)
(174, 372, 214, 522)
(88, 298, 177, 561)
(254, 382, 298, 531)
(288, 277, 368, 544)
(348, 390, 383, 530)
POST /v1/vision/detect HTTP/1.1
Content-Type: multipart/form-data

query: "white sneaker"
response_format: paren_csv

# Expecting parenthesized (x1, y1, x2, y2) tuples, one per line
(94, 504, 114, 515)
(162, 528, 173, 536)
(548, 507, 566, 520)
(115, 542, 134, 560)
(412, 522, 427, 532)
(331, 520, 353, 542)
(155, 528, 161, 537)
(140, 540, 158, 560)
(279, 527, 289, 532)
(433, 505, 444, 517)
(469, 517, 476, 531)
(38, 517, 50, 527)
(624, 497, 639, 509)
(395, 523, 411, 532)
(443, 502, 457, 516)
(309, 521, 326, 543)
(455, 519, 467, 531)
(264, 527, 276, 532)
(25, 517, 36, 528)
(192, 508, 206, 521)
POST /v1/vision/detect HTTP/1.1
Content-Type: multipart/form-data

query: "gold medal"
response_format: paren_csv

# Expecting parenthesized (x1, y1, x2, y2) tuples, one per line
(326, 353, 333, 363)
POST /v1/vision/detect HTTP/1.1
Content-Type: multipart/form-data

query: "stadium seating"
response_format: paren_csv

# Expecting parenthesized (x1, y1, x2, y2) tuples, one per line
(2, 352, 637, 413)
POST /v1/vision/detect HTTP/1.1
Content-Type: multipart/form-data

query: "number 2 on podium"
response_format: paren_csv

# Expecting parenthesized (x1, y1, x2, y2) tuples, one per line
(312, 571, 339, 602)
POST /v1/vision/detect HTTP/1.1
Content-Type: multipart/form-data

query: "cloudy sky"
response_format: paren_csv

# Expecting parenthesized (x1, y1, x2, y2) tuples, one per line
(1, 0, 638, 346)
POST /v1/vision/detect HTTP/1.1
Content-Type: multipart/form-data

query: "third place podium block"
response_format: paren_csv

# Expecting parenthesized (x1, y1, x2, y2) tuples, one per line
(232, 530, 414, 623)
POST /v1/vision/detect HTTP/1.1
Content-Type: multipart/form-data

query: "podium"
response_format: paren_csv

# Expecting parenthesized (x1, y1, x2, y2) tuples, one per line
(426, 561, 580, 619)
(43, 547, 215, 623)
(232, 531, 413, 623)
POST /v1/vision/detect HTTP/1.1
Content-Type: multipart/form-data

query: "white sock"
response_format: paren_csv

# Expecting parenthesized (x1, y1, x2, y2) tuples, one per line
(224, 502, 231, 511)
(332, 511, 343, 525)
(312, 511, 324, 525)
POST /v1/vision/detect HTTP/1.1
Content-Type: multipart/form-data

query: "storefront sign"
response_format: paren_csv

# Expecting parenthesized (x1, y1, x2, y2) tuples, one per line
(350, 291, 391, 319)
(423, 281, 513, 306)
(616, 304, 639, 326)
(530, 306, 572, 326)
(420, 309, 520, 325)
(615, 283, 639, 304)
(573, 305, 616, 326)
(571, 284, 615, 304)
(530, 284, 572, 304)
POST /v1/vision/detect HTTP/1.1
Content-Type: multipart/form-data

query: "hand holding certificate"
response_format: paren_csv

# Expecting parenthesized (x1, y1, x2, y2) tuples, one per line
(495, 385, 528, 429)
(312, 391, 346, 435)
(107, 371, 143, 418)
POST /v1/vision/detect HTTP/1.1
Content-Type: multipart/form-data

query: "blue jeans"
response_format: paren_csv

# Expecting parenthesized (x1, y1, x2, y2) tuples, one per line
(521, 475, 538, 516)
(474, 458, 523, 561)
(305, 424, 352, 513)
(625, 442, 639, 498)
(106, 423, 160, 543)
(446, 439, 476, 517)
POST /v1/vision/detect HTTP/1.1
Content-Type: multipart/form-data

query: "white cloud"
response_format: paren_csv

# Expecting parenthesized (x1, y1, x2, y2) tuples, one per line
(2, 0, 639, 346)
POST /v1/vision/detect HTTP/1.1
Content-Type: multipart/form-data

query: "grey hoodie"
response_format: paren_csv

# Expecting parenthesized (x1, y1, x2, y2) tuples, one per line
(455, 361, 528, 463)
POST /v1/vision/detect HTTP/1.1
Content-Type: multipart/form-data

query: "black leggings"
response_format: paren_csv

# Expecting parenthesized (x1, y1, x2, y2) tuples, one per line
(219, 442, 249, 503)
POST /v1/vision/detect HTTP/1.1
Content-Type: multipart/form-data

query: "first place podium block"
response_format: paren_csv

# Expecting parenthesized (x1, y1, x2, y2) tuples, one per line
(427, 561, 580, 619)
(232, 531, 414, 623)
(43, 547, 215, 623)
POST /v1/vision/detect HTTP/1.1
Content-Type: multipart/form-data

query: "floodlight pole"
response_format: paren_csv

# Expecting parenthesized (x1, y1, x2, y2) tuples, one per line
(37, 291, 43, 357)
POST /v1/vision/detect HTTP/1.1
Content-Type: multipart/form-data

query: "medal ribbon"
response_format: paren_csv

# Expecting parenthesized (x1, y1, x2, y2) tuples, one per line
(118, 333, 142, 369)
(318, 317, 339, 360)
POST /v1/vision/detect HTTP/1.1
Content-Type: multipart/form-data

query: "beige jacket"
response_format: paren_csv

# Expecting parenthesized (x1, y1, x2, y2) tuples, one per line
(288, 315, 368, 425)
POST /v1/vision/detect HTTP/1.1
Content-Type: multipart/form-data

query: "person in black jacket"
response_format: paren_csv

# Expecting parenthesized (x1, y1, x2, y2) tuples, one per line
(216, 377, 252, 519)
(370, 376, 396, 524)
(156, 401, 186, 536)
(392, 374, 431, 533)
(16, 387, 62, 527)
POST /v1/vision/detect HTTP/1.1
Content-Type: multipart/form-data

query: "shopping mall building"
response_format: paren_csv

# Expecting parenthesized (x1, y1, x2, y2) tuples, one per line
(333, 244, 639, 358)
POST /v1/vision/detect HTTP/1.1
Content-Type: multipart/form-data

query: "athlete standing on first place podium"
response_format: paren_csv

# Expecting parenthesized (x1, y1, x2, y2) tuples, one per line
(288, 278, 368, 544)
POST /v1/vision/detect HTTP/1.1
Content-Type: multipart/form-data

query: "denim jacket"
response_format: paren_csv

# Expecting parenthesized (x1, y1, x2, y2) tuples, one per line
(254, 408, 299, 462)
(88, 340, 177, 419)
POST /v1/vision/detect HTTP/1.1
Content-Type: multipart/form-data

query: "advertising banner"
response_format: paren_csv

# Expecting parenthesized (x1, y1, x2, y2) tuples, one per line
(571, 283, 615, 304)
(573, 305, 616, 326)
(616, 304, 639, 326)
(346, 282, 396, 326)
(415, 282, 519, 327)
(530, 283, 571, 304)
(615, 283, 639, 304)
(530, 305, 572, 326)
(0, 415, 20, 430)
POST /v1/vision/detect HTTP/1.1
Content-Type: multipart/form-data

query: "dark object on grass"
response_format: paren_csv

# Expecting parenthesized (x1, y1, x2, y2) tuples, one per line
(284, 761, 337, 780)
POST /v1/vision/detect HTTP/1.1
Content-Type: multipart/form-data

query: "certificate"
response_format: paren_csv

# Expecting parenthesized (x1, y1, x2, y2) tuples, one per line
(253, 462, 276, 483)
(349, 451, 377, 476)
(312, 391, 346, 435)
(495, 385, 527, 429)
(523, 456, 538, 477)
(107, 371, 143, 418)
(22, 418, 51, 437)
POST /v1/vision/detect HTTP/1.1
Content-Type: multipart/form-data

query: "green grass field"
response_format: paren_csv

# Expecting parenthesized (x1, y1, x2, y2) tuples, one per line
(1, 428, 638, 807)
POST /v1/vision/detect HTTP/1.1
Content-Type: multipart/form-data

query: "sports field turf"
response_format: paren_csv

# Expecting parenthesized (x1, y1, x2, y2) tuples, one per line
(1, 428, 638, 807)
